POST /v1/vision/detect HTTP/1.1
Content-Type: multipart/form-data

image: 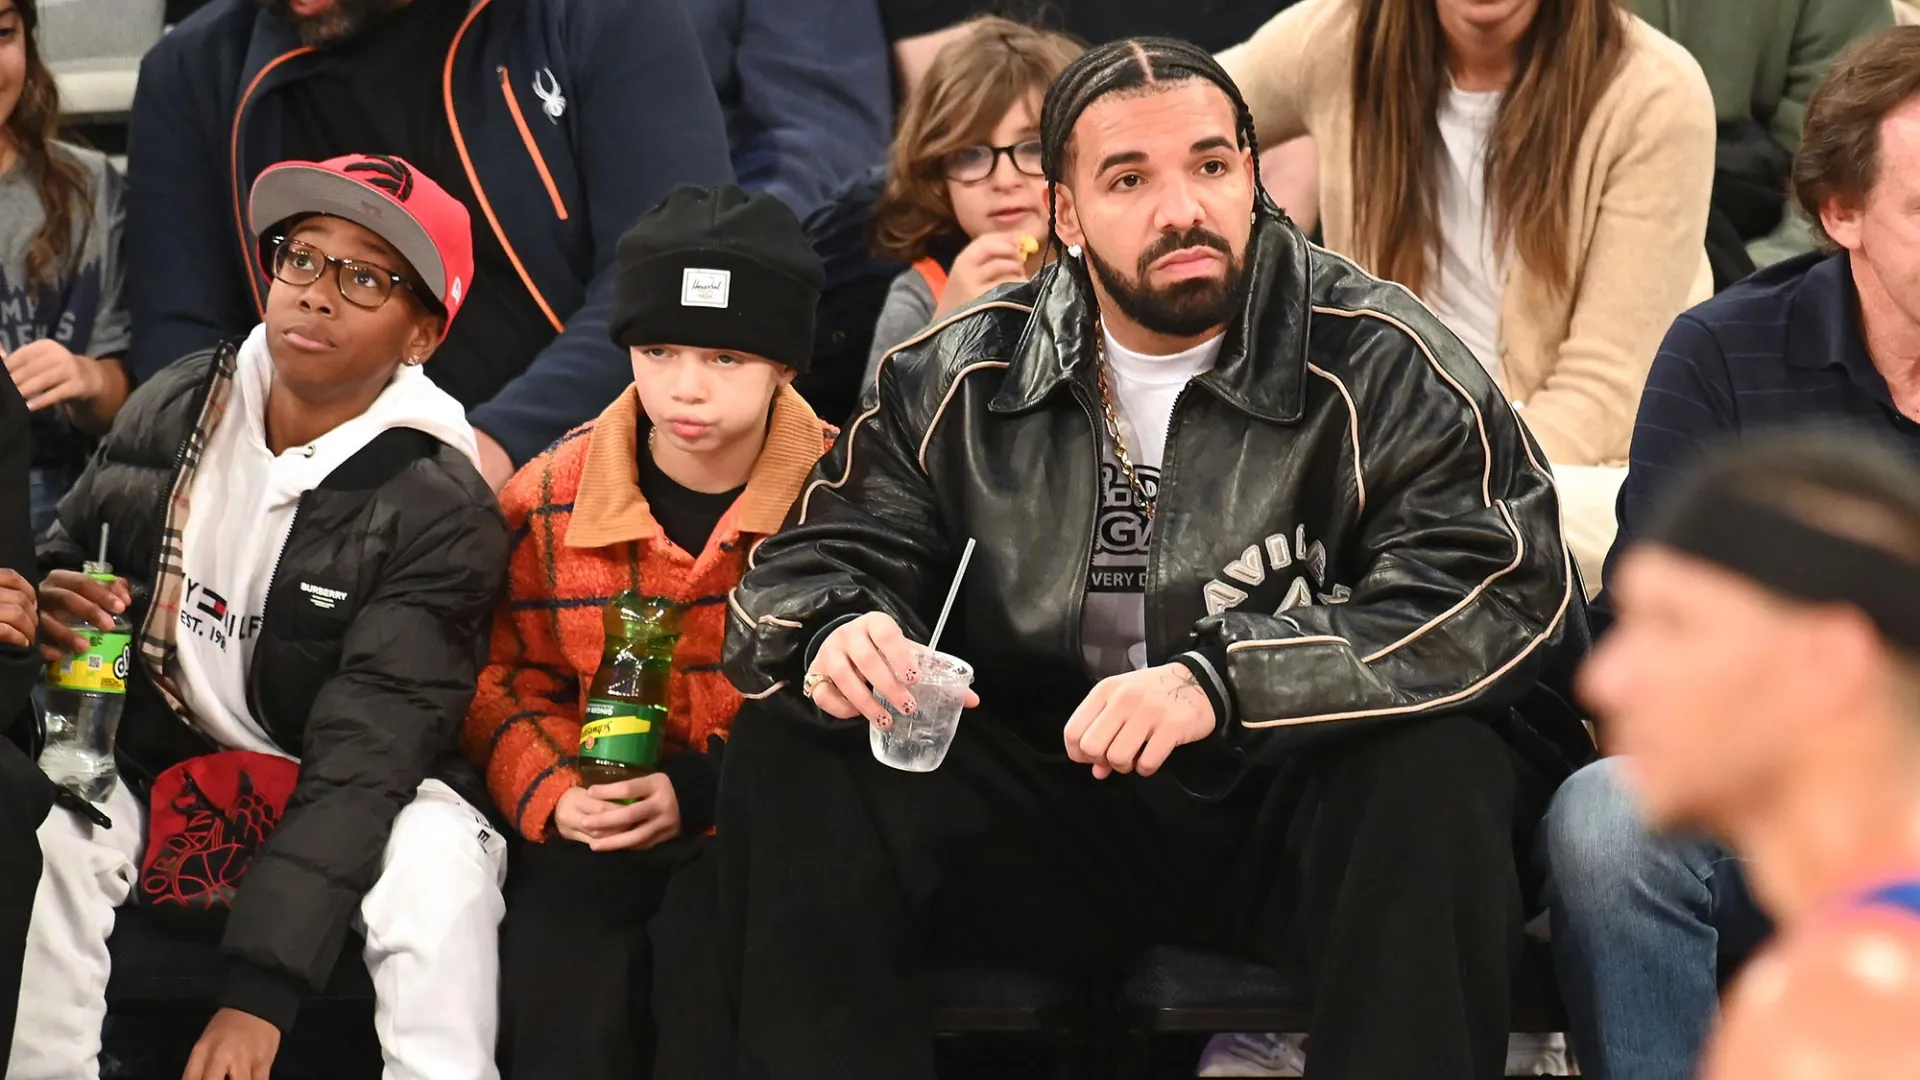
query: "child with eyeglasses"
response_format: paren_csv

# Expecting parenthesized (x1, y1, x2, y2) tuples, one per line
(865, 16, 1083, 383)
(13, 153, 512, 1080)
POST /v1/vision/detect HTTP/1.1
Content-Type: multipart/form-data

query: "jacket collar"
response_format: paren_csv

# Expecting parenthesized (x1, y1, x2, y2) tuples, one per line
(1781, 251, 1903, 410)
(990, 202, 1310, 423)
(564, 383, 828, 550)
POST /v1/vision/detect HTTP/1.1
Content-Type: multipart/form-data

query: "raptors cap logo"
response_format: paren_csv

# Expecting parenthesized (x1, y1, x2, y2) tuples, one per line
(343, 154, 415, 202)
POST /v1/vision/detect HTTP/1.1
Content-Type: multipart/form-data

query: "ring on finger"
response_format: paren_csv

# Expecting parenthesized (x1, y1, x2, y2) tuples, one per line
(802, 670, 828, 699)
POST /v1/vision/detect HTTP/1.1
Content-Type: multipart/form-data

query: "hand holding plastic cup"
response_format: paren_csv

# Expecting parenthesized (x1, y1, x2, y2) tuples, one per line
(871, 648, 974, 772)
(869, 538, 976, 773)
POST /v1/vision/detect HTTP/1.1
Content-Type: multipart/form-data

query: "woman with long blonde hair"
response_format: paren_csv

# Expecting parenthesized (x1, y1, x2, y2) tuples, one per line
(1222, 0, 1715, 585)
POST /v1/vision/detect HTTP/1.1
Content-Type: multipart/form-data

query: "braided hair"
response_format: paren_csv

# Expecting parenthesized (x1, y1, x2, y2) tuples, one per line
(1037, 37, 1270, 249)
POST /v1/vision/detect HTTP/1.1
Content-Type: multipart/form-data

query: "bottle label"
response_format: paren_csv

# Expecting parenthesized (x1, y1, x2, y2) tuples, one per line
(579, 698, 666, 770)
(47, 630, 132, 695)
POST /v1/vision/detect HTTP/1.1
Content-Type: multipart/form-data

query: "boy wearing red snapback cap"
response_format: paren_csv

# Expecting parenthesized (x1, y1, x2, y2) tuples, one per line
(11, 154, 511, 1080)
(465, 184, 832, 1079)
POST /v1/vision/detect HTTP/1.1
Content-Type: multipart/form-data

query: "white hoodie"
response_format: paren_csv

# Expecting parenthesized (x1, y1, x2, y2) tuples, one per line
(170, 324, 480, 757)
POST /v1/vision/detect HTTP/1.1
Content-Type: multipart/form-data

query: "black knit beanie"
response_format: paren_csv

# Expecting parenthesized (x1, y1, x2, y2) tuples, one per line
(608, 185, 824, 371)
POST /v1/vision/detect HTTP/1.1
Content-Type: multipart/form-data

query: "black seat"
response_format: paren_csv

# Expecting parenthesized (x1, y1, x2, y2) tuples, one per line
(930, 963, 1083, 1033)
(1123, 938, 1567, 1034)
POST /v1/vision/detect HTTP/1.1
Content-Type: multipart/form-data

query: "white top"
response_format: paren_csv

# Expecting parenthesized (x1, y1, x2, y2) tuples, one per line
(171, 323, 480, 757)
(1079, 326, 1223, 680)
(1423, 84, 1511, 384)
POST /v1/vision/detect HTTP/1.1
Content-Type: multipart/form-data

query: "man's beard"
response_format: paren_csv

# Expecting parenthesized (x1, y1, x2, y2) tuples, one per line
(261, 0, 404, 46)
(1085, 227, 1250, 340)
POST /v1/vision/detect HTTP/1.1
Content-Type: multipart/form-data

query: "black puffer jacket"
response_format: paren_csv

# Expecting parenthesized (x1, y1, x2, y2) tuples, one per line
(39, 343, 508, 1032)
(727, 205, 1591, 783)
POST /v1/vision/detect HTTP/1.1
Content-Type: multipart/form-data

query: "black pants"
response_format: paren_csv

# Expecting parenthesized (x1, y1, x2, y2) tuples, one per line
(0, 738, 53, 1066)
(498, 833, 707, 1080)
(655, 705, 1552, 1080)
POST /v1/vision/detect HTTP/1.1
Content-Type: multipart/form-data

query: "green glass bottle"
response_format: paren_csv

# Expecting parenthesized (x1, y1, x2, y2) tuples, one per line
(578, 592, 680, 788)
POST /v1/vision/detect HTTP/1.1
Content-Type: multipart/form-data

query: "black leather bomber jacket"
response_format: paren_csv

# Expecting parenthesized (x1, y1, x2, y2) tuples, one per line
(725, 205, 1592, 778)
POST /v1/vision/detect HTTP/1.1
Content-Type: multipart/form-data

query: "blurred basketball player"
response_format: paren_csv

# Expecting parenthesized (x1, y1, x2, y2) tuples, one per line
(1582, 428, 1920, 1078)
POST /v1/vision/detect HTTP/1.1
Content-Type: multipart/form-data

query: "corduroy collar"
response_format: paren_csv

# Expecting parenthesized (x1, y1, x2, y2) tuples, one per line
(564, 383, 827, 550)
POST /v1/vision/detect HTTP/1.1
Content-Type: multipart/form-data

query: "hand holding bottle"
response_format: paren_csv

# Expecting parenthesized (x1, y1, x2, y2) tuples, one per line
(37, 569, 129, 663)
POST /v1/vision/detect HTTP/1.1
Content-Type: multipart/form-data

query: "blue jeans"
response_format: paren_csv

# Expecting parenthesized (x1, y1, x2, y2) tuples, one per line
(1538, 759, 1772, 1080)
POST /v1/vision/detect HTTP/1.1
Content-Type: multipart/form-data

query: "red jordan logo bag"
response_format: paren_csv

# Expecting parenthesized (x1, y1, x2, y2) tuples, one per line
(137, 751, 299, 913)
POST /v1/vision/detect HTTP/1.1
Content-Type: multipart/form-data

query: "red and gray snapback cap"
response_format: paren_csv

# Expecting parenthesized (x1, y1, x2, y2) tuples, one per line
(248, 153, 475, 338)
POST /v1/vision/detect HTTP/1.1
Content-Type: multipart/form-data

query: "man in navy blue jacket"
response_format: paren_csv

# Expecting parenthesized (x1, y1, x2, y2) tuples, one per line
(125, 0, 736, 486)
(1541, 27, 1920, 1080)
(685, 0, 893, 223)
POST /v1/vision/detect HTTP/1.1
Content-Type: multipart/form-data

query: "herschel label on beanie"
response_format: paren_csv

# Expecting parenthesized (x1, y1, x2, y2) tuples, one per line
(681, 268, 731, 309)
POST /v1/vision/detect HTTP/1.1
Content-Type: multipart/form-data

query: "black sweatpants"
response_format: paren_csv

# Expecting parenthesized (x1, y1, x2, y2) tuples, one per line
(654, 705, 1551, 1080)
(497, 833, 707, 1080)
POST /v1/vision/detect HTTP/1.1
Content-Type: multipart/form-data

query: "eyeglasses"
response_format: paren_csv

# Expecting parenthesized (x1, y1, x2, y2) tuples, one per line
(940, 140, 1044, 183)
(269, 236, 417, 311)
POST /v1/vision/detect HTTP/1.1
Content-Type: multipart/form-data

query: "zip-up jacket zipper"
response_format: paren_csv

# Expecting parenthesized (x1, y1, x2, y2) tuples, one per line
(138, 347, 232, 724)
(246, 497, 302, 721)
(497, 65, 569, 221)
(1066, 381, 1102, 670)
(444, 0, 565, 333)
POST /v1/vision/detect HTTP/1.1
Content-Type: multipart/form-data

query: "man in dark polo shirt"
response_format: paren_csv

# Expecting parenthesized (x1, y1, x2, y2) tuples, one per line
(1539, 26, 1920, 1080)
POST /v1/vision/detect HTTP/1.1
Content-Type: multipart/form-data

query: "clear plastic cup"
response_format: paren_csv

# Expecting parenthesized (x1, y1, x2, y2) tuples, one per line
(870, 648, 974, 772)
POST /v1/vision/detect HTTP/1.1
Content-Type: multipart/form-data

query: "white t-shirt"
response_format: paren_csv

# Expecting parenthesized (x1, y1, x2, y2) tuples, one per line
(1080, 326, 1223, 679)
(170, 324, 480, 757)
(1423, 84, 1511, 384)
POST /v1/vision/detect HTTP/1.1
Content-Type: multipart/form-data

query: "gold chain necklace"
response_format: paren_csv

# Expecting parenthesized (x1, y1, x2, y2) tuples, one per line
(1092, 319, 1155, 523)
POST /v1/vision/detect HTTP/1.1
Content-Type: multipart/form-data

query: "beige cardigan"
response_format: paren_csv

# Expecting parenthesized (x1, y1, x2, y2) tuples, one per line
(1220, 0, 1716, 465)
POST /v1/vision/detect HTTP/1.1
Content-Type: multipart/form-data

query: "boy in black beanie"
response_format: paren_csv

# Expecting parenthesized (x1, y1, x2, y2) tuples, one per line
(464, 185, 833, 1080)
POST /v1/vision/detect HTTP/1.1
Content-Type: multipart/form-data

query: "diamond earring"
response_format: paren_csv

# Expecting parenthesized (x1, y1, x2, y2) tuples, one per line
(1067, 244, 1082, 259)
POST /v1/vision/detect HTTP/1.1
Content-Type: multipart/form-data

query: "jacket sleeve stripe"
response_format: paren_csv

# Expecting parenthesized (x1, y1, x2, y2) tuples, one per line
(1304, 362, 1366, 518)
(1360, 500, 1529, 663)
(794, 301, 1033, 529)
(1221, 296, 1574, 728)
(916, 361, 1010, 472)
(1309, 304, 1496, 505)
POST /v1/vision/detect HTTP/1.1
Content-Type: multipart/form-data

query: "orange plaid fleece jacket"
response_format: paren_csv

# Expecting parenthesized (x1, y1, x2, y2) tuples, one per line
(463, 384, 831, 840)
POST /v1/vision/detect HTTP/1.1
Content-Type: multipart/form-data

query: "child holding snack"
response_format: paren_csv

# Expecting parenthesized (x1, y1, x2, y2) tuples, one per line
(865, 16, 1082, 382)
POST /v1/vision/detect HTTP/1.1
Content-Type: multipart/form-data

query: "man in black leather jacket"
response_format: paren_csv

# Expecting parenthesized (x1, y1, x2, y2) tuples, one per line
(691, 39, 1590, 1080)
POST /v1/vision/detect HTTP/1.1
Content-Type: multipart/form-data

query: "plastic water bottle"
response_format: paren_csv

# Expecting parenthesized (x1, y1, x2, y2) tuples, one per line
(38, 525, 132, 803)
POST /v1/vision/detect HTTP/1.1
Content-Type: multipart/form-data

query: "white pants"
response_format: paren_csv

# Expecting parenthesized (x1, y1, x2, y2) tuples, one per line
(7, 778, 508, 1080)
(1551, 463, 1626, 601)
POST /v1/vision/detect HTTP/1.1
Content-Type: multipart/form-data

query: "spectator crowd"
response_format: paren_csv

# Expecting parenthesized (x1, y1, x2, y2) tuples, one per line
(2, 0, 1920, 1077)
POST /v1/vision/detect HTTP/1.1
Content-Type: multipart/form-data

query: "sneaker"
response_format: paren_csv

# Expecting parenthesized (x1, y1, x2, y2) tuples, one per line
(1194, 1031, 1577, 1077)
(1196, 1033, 1307, 1077)
(1505, 1032, 1576, 1075)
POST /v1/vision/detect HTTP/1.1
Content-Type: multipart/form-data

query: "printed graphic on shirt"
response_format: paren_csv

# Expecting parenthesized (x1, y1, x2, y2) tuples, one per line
(1088, 459, 1158, 593)
(0, 262, 107, 355)
(1082, 456, 1158, 679)
(180, 578, 264, 653)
